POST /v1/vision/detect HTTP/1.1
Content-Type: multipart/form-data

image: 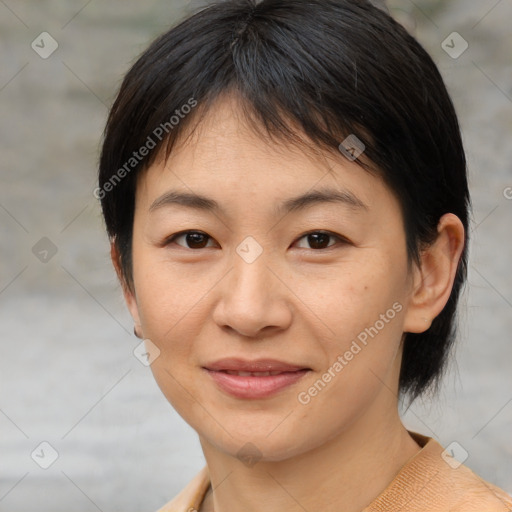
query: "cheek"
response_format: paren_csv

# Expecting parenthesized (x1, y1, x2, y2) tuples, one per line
(131, 249, 227, 404)
(298, 255, 407, 389)
(133, 247, 215, 338)
(295, 256, 404, 340)
(291, 289, 405, 448)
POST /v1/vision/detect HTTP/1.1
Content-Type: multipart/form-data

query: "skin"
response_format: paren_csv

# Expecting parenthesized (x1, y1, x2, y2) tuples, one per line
(112, 94, 465, 512)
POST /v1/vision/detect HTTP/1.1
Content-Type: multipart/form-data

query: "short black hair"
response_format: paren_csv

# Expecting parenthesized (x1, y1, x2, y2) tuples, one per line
(98, 0, 471, 402)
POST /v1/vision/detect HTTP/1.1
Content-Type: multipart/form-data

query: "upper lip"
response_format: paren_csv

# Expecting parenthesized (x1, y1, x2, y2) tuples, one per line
(203, 358, 310, 373)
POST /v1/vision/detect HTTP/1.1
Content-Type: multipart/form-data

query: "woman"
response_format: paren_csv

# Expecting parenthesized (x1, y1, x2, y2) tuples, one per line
(97, 1, 512, 510)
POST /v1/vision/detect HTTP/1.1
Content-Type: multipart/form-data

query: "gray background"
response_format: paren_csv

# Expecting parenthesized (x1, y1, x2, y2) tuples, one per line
(0, 0, 511, 510)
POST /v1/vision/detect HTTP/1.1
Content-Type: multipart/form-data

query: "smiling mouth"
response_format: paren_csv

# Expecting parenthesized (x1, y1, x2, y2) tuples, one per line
(203, 367, 311, 399)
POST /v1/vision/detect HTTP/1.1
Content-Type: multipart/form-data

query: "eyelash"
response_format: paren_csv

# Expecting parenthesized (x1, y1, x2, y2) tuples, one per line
(164, 230, 349, 251)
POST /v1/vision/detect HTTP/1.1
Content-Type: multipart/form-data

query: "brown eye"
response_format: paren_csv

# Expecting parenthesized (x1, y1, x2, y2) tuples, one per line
(167, 231, 216, 249)
(294, 231, 345, 250)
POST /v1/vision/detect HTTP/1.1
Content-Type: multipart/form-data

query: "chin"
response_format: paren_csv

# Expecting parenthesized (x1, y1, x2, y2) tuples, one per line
(194, 413, 326, 465)
(212, 433, 311, 464)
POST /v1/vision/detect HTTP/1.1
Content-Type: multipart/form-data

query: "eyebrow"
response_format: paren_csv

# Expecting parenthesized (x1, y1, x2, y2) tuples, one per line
(149, 187, 368, 216)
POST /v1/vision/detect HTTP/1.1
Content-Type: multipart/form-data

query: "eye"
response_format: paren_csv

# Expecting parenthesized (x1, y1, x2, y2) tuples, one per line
(293, 231, 347, 250)
(165, 230, 217, 249)
(164, 230, 347, 250)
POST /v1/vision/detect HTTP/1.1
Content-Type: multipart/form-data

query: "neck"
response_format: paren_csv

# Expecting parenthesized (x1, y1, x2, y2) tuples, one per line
(199, 390, 420, 512)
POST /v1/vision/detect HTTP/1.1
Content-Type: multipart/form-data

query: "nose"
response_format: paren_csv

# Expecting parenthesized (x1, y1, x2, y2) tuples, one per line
(212, 253, 293, 339)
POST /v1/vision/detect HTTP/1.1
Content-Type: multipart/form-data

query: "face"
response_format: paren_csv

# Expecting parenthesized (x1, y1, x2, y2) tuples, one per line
(124, 95, 419, 461)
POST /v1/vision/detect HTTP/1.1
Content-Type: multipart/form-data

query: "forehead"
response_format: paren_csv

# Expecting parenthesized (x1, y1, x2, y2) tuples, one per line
(136, 94, 392, 217)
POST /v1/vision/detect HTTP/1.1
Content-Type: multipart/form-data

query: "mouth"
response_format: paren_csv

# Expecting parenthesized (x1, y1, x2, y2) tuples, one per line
(220, 370, 296, 376)
(202, 358, 312, 399)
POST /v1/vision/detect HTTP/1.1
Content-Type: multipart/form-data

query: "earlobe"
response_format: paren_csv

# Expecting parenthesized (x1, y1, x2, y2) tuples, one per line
(403, 213, 465, 334)
(110, 240, 142, 331)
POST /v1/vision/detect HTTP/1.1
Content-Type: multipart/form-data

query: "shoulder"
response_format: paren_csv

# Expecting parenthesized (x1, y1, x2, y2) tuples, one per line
(365, 432, 512, 512)
(442, 463, 512, 512)
(421, 435, 512, 511)
(156, 465, 210, 512)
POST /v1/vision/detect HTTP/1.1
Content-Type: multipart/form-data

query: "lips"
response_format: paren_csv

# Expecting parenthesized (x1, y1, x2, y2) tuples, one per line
(223, 370, 286, 376)
(202, 358, 311, 399)
(203, 358, 309, 373)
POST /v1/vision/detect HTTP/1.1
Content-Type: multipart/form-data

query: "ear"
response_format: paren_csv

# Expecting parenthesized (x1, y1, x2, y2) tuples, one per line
(403, 213, 466, 333)
(110, 240, 142, 331)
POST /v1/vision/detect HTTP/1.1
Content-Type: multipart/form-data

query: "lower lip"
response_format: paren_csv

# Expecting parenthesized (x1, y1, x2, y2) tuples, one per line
(204, 369, 310, 399)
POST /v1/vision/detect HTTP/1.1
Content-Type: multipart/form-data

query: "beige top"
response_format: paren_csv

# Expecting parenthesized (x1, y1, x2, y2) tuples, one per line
(157, 432, 512, 512)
